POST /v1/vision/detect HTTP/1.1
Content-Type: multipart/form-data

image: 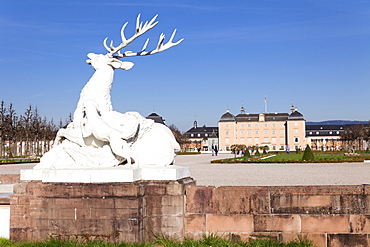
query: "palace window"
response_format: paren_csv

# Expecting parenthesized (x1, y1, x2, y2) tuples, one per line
(255, 130, 259, 135)
(280, 138, 284, 143)
(272, 138, 276, 143)
(294, 129, 298, 134)
(272, 130, 276, 135)
(295, 137, 299, 143)
(264, 130, 268, 135)
(240, 138, 245, 144)
(225, 138, 230, 144)
(225, 130, 229, 135)
(240, 130, 244, 135)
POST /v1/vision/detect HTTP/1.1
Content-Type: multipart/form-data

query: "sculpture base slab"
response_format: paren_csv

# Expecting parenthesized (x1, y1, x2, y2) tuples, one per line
(20, 165, 190, 183)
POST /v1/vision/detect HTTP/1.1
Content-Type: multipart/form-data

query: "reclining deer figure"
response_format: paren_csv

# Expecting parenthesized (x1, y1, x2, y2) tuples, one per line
(38, 14, 183, 168)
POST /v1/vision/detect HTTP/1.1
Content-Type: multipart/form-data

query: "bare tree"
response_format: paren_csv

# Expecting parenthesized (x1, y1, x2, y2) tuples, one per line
(0, 101, 59, 157)
(341, 124, 368, 151)
(168, 124, 190, 152)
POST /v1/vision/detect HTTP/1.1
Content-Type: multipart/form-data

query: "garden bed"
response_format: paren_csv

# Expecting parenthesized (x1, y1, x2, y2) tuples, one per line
(211, 152, 370, 164)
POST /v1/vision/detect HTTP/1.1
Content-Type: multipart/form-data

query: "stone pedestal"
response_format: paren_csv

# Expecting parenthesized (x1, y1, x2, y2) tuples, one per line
(10, 178, 195, 243)
(20, 166, 191, 183)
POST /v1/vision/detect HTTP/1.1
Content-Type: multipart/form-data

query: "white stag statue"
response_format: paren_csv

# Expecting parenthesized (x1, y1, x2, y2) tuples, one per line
(35, 14, 183, 169)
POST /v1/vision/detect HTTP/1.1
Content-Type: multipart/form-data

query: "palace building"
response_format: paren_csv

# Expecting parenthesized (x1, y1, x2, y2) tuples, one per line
(183, 121, 219, 152)
(218, 104, 306, 151)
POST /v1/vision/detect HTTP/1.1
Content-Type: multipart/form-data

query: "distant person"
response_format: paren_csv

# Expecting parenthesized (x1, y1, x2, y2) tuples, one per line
(214, 145, 218, 156)
(211, 145, 215, 156)
(286, 145, 290, 154)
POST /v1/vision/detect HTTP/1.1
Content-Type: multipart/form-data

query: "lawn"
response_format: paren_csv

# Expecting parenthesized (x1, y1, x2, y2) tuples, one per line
(0, 236, 314, 247)
(0, 157, 39, 164)
(211, 152, 370, 163)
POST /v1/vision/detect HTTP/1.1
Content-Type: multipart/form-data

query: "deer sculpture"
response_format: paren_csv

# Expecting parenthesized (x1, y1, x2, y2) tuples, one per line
(35, 14, 183, 169)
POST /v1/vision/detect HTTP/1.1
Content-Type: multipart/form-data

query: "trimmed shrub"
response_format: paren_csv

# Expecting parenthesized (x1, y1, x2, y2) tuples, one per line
(302, 145, 315, 161)
(244, 148, 251, 158)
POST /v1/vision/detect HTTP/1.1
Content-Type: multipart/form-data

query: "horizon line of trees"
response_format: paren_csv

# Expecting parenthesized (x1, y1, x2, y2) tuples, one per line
(0, 101, 72, 157)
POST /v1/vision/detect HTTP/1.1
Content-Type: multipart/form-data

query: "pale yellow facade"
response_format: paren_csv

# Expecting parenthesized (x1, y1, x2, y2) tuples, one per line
(218, 107, 306, 151)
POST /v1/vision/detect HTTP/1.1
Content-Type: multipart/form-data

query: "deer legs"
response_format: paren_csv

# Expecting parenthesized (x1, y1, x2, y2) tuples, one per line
(82, 100, 138, 166)
(53, 100, 139, 167)
(54, 125, 85, 147)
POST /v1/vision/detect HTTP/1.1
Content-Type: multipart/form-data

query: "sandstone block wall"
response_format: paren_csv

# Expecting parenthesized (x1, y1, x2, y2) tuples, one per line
(10, 179, 370, 247)
(10, 178, 195, 243)
(0, 174, 20, 184)
(185, 185, 370, 247)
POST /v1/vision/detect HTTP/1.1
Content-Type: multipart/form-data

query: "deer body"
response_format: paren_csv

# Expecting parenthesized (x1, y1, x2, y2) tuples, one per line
(36, 14, 183, 168)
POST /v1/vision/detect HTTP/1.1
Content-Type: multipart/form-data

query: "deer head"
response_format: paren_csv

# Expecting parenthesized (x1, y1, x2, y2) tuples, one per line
(86, 53, 134, 70)
(86, 14, 183, 70)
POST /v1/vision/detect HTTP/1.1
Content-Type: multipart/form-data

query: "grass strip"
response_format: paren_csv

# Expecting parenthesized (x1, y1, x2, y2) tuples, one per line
(0, 235, 315, 247)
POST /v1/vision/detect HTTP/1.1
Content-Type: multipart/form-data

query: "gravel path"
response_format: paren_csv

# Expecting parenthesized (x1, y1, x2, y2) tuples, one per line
(1, 153, 370, 186)
(175, 153, 370, 186)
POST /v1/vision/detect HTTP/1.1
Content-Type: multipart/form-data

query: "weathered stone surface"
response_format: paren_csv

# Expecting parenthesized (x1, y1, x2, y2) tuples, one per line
(270, 185, 364, 196)
(350, 215, 370, 233)
(254, 215, 301, 233)
(9, 227, 29, 242)
(12, 182, 28, 195)
(186, 186, 215, 214)
(301, 215, 349, 233)
(186, 186, 269, 214)
(0, 174, 20, 184)
(279, 233, 326, 247)
(185, 214, 206, 232)
(10, 179, 193, 243)
(10, 182, 370, 244)
(328, 233, 369, 247)
(143, 179, 192, 196)
(145, 195, 184, 216)
(144, 215, 184, 241)
(207, 214, 253, 233)
(10, 215, 29, 227)
(270, 185, 369, 215)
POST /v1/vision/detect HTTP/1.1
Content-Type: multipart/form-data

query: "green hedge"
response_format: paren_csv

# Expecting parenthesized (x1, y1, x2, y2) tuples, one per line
(177, 152, 201, 155)
(211, 157, 367, 164)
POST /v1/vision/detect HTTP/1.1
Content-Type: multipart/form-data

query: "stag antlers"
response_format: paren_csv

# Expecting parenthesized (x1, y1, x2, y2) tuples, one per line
(103, 14, 183, 58)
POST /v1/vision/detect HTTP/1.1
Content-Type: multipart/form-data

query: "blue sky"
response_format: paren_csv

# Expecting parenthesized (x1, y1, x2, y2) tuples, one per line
(1, 0, 370, 132)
